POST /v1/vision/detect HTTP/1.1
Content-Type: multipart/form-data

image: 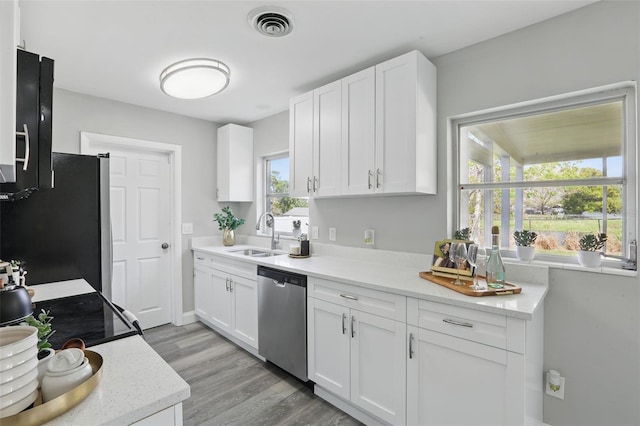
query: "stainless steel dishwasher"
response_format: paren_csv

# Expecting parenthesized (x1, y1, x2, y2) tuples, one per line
(257, 265, 308, 381)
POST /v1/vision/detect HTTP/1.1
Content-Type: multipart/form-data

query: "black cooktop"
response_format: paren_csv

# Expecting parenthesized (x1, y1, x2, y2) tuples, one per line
(34, 291, 138, 349)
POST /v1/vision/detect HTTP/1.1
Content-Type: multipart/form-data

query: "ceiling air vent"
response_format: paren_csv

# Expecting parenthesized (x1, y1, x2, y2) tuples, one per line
(248, 6, 294, 37)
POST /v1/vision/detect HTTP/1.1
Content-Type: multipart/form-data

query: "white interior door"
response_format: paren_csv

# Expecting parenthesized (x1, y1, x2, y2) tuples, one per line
(109, 148, 172, 329)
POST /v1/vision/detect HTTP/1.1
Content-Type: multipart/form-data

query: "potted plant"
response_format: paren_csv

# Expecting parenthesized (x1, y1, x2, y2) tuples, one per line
(213, 206, 246, 246)
(454, 227, 470, 241)
(513, 230, 537, 261)
(577, 233, 607, 267)
(22, 309, 56, 382)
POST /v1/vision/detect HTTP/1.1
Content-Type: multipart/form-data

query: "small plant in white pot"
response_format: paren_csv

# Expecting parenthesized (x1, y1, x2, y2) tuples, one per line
(577, 233, 607, 267)
(513, 230, 537, 261)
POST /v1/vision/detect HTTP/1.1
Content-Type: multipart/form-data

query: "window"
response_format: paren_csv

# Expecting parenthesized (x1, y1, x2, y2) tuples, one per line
(263, 154, 309, 237)
(454, 84, 636, 262)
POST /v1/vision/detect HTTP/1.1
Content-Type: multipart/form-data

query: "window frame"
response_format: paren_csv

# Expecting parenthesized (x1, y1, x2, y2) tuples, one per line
(451, 82, 637, 266)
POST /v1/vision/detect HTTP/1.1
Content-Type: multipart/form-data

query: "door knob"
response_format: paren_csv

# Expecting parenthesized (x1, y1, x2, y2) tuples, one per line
(161, 243, 169, 249)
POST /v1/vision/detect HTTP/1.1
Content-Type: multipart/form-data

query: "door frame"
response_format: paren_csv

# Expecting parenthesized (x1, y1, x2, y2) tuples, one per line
(80, 132, 183, 326)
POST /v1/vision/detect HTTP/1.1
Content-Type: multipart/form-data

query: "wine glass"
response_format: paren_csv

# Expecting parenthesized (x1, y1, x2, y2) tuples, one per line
(467, 244, 483, 290)
(452, 243, 468, 285)
(467, 244, 487, 290)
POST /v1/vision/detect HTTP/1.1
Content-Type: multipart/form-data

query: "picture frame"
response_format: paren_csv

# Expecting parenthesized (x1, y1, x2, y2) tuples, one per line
(431, 239, 474, 277)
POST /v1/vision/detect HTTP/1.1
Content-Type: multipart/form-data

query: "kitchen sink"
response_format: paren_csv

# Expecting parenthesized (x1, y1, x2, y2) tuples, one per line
(229, 248, 284, 258)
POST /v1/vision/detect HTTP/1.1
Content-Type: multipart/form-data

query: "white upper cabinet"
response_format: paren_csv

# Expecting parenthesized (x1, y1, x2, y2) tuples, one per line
(313, 80, 342, 196)
(290, 49, 437, 198)
(0, 0, 19, 183)
(289, 91, 314, 197)
(341, 67, 375, 195)
(375, 50, 437, 194)
(290, 82, 342, 197)
(216, 124, 253, 202)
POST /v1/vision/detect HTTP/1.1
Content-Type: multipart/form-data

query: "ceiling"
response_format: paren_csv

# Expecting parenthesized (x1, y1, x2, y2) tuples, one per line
(19, 0, 597, 125)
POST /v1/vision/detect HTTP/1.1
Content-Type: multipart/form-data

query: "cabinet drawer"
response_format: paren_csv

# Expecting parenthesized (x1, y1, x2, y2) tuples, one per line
(309, 277, 406, 322)
(407, 298, 508, 349)
(210, 255, 257, 280)
(193, 251, 214, 267)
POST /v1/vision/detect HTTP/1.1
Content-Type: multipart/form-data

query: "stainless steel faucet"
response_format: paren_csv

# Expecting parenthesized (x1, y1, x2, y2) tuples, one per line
(256, 212, 278, 250)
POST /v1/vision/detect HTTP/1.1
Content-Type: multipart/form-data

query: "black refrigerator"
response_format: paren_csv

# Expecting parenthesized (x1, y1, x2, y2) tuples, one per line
(0, 152, 112, 299)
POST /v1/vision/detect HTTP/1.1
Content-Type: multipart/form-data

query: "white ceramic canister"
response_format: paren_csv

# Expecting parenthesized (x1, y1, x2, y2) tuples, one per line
(41, 348, 92, 402)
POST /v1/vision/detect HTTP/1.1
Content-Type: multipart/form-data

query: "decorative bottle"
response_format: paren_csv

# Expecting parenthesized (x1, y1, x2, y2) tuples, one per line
(486, 226, 505, 286)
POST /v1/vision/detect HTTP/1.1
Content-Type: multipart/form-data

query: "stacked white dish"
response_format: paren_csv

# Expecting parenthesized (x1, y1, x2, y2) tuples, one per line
(0, 326, 39, 418)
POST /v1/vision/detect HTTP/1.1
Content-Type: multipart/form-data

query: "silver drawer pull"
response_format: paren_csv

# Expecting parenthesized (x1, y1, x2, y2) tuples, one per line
(340, 294, 358, 301)
(196, 256, 205, 261)
(443, 318, 474, 328)
(342, 313, 347, 335)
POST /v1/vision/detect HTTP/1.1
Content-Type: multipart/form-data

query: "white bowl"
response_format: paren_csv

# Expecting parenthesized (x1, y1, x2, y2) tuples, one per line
(0, 387, 37, 419)
(41, 349, 93, 402)
(0, 364, 37, 397)
(0, 326, 37, 360)
(0, 375, 37, 410)
(0, 356, 37, 385)
(0, 345, 37, 372)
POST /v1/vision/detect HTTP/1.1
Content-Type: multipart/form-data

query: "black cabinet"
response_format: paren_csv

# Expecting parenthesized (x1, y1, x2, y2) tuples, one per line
(0, 49, 54, 200)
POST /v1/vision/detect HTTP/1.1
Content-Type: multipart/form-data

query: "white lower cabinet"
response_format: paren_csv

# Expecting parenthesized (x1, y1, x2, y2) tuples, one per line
(407, 326, 519, 426)
(193, 252, 258, 350)
(308, 283, 407, 425)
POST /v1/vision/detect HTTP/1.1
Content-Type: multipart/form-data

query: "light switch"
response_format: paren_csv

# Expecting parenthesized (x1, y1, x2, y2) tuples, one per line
(312, 226, 319, 240)
(182, 223, 193, 235)
(329, 227, 337, 241)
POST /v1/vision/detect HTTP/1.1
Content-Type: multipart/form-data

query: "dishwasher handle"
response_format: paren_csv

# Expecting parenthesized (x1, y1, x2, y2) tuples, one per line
(273, 279, 286, 288)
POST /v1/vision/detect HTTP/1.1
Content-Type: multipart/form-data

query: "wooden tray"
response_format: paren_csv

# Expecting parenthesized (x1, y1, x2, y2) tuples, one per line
(2, 350, 103, 426)
(419, 271, 521, 297)
(289, 254, 310, 259)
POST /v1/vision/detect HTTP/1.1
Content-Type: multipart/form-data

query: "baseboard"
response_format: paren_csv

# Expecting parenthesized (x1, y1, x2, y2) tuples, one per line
(181, 311, 197, 325)
(196, 317, 264, 361)
(314, 386, 388, 426)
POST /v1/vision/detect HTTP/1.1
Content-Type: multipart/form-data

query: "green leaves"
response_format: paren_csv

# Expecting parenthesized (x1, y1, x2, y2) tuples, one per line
(578, 233, 607, 251)
(454, 228, 470, 240)
(23, 309, 55, 350)
(513, 230, 538, 247)
(213, 206, 246, 231)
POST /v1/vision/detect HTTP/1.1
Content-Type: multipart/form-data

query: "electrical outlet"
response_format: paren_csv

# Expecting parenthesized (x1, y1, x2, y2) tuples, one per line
(312, 226, 319, 240)
(329, 227, 337, 241)
(182, 223, 193, 235)
(364, 229, 375, 245)
(545, 370, 565, 400)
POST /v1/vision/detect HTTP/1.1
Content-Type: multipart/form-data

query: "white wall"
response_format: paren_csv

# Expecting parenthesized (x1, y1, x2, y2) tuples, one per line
(52, 88, 221, 312)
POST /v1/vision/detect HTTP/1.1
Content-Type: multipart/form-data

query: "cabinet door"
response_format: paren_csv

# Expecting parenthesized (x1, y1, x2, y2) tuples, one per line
(193, 267, 213, 321)
(307, 298, 350, 400)
(375, 51, 416, 194)
(341, 67, 375, 195)
(216, 125, 231, 201)
(350, 310, 406, 425)
(217, 124, 253, 202)
(230, 275, 258, 348)
(209, 269, 232, 332)
(313, 80, 342, 196)
(407, 326, 510, 426)
(289, 91, 314, 197)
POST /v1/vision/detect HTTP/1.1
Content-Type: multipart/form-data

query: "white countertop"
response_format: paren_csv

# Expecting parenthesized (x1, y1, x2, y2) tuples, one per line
(194, 244, 549, 320)
(31, 279, 190, 425)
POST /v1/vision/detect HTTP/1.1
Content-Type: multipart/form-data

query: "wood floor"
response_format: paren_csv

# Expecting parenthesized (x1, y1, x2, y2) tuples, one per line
(145, 322, 362, 426)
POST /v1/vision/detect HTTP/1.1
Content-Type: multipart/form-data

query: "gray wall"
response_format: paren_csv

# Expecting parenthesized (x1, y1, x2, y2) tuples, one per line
(249, 2, 640, 425)
(52, 88, 220, 312)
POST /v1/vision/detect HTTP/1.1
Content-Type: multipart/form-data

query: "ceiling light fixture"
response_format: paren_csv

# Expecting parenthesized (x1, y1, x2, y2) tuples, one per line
(159, 58, 230, 99)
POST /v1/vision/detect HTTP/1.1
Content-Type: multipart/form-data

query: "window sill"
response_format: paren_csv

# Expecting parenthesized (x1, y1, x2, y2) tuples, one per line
(503, 257, 637, 278)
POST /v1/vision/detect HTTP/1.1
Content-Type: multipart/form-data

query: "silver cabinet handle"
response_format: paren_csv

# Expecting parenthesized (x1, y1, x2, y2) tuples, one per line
(367, 170, 373, 189)
(342, 313, 347, 335)
(15, 124, 30, 171)
(443, 318, 474, 328)
(225, 277, 230, 292)
(313, 176, 318, 192)
(307, 177, 311, 193)
(340, 294, 358, 301)
(409, 333, 415, 359)
(351, 316, 356, 338)
(376, 168, 382, 188)
(196, 256, 204, 261)
(229, 278, 234, 292)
